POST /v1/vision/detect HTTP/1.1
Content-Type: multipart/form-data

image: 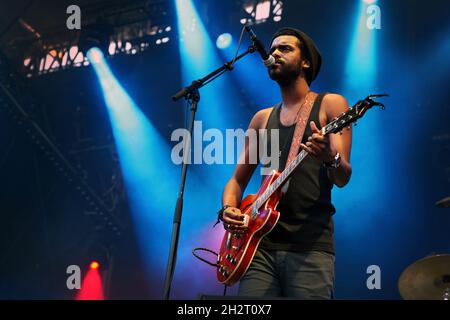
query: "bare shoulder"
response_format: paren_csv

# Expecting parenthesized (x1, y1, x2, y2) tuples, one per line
(322, 93, 350, 118)
(249, 107, 273, 129)
(323, 93, 349, 108)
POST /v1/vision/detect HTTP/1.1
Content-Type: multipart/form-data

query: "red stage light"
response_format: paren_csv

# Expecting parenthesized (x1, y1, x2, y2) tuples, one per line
(76, 265, 105, 300)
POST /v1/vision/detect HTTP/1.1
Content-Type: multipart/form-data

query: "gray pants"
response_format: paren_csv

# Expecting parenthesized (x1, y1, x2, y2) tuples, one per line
(238, 248, 335, 299)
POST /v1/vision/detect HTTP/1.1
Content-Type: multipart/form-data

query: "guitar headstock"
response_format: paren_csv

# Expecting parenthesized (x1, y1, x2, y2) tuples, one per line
(324, 94, 388, 135)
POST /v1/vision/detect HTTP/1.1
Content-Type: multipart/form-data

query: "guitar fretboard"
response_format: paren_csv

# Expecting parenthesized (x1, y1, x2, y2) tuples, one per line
(245, 93, 384, 233)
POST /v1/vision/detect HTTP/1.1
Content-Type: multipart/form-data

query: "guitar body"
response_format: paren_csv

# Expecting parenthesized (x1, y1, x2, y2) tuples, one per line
(217, 171, 282, 286)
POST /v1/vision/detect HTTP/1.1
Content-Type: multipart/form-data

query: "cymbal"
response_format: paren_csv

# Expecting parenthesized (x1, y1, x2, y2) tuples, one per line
(436, 196, 450, 208)
(399, 254, 450, 300)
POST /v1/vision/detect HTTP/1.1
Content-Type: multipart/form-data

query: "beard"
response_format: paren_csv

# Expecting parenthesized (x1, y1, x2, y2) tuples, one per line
(268, 62, 303, 87)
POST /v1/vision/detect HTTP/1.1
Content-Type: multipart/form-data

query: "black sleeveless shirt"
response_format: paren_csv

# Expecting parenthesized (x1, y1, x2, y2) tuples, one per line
(259, 93, 336, 254)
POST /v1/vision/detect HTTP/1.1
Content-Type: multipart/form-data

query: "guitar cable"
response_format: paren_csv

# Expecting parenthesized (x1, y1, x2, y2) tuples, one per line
(192, 247, 220, 268)
(192, 247, 228, 296)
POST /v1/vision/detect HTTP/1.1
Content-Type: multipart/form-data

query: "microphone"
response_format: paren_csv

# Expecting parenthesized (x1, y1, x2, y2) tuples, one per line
(244, 25, 275, 67)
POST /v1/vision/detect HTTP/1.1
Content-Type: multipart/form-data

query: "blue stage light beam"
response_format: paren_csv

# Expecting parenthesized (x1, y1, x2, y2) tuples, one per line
(175, 0, 256, 184)
(175, 0, 248, 128)
(173, 0, 264, 298)
(86, 48, 179, 281)
(344, 0, 379, 97)
(333, 1, 390, 300)
(335, 0, 383, 230)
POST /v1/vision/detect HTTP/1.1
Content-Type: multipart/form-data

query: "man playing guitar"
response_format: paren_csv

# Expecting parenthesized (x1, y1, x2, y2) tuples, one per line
(219, 27, 352, 299)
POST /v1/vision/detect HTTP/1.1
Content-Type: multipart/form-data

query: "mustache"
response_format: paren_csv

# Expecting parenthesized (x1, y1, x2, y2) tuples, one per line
(269, 59, 284, 70)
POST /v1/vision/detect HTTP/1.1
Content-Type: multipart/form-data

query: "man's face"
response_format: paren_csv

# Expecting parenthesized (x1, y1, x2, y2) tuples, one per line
(268, 35, 306, 86)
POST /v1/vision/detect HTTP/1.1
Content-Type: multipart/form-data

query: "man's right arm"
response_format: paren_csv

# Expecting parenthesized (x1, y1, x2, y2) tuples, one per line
(221, 108, 270, 231)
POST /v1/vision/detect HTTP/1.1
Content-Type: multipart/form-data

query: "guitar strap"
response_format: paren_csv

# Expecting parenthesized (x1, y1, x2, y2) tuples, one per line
(285, 91, 319, 166)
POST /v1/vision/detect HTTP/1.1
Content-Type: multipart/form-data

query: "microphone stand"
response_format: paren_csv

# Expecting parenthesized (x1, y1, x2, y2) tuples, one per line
(163, 45, 256, 300)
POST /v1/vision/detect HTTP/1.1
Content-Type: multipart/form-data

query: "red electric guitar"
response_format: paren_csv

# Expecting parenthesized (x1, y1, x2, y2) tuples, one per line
(217, 94, 387, 286)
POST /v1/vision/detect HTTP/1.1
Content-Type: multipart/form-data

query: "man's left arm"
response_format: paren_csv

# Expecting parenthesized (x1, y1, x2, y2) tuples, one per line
(300, 94, 352, 188)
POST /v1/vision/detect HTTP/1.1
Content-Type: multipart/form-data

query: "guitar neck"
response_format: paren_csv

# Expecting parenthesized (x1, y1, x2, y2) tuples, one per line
(251, 94, 386, 218)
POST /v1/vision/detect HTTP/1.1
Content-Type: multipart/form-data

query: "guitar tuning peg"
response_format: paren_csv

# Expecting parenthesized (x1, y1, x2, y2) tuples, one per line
(354, 121, 358, 126)
(339, 131, 343, 135)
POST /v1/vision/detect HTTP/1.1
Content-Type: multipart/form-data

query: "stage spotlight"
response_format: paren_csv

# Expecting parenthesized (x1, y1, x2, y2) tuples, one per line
(90, 261, 100, 270)
(255, 1, 271, 21)
(86, 243, 110, 270)
(363, 0, 377, 4)
(108, 41, 116, 56)
(216, 33, 232, 50)
(76, 263, 105, 300)
(240, 0, 283, 25)
(86, 47, 104, 65)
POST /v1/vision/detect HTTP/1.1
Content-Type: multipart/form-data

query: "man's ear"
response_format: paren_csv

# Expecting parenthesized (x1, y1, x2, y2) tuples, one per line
(301, 59, 311, 69)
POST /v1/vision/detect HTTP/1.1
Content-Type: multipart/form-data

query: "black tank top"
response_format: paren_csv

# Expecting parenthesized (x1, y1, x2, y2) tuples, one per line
(259, 93, 336, 254)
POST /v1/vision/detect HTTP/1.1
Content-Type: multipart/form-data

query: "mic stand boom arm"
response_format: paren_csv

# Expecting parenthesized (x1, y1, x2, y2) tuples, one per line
(171, 45, 256, 101)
